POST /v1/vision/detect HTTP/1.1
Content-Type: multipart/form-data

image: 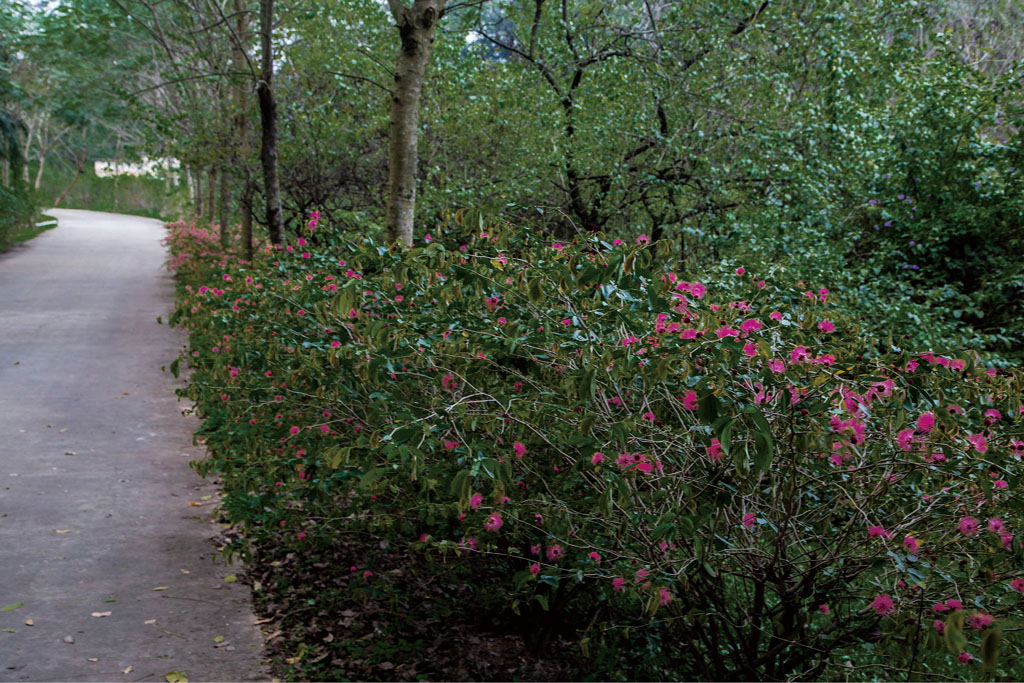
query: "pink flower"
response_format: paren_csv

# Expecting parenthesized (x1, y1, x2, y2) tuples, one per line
(897, 428, 915, 451)
(1011, 578, 1024, 593)
(742, 512, 756, 529)
(635, 569, 649, 583)
(790, 346, 810, 364)
(946, 599, 964, 611)
(591, 452, 605, 464)
(658, 587, 673, 605)
(958, 652, 971, 664)
(959, 516, 979, 536)
(967, 433, 987, 453)
(681, 390, 698, 411)
(642, 411, 656, 421)
(819, 605, 830, 614)
(987, 517, 1005, 534)
(707, 438, 724, 463)
(612, 577, 626, 591)
(818, 320, 835, 333)
(588, 552, 601, 563)
(484, 512, 503, 532)
(934, 619, 945, 633)
(443, 440, 459, 451)
(546, 544, 564, 562)
(903, 536, 919, 553)
(868, 525, 892, 540)
(716, 326, 739, 338)
(363, 570, 374, 579)
(735, 267, 746, 275)
(915, 412, 935, 432)
(768, 359, 786, 374)
(469, 493, 483, 509)
(967, 613, 994, 630)
(513, 441, 527, 459)
(529, 563, 540, 576)
(289, 426, 300, 435)
(529, 544, 540, 556)
(769, 311, 783, 321)
(636, 234, 650, 245)
(870, 593, 895, 616)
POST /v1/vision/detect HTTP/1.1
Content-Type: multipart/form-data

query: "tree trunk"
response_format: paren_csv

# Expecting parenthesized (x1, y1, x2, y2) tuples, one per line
(241, 184, 254, 261)
(233, 0, 253, 257)
(206, 167, 216, 226)
(34, 152, 45, 190)
(53, 152, 85, 207)
(218, 167, 230, 245)
(192, 166, 203, 217)
(257, 0, 283, 244)
(385, 0, 445, 248)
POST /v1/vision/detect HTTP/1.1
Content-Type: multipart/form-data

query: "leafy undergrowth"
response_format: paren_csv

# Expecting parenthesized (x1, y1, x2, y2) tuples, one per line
(245, 533, 577, 682)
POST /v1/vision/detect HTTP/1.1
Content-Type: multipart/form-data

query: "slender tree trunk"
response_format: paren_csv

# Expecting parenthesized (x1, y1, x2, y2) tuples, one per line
(218, 167, 230, 246)
(34, 152, 45, 190)
(385, 0, 445, 248)
(206, 167, 216, 226)
(233, 0, 253, 257)
(241, 185, 254, 261)
(192, 166, 203, 217)
(53, 152, 85, 207)
(257, 0, 283, 244)
(1, 158, 8, 188)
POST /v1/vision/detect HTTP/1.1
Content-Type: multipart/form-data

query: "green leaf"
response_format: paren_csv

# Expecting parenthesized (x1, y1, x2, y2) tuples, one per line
(357, 467, 388, 490)
(169, 358, 180, 379)
(981, 625, 1002, 672)
(165, 673, 188, 683)
(0, 603, 22, 612)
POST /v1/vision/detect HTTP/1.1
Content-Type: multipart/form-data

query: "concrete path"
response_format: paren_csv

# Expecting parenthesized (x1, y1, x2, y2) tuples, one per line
(0, 210, 266, 682)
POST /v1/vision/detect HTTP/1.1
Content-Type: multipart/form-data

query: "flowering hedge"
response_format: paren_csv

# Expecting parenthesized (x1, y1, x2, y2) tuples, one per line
(168, 214, 1024, 680)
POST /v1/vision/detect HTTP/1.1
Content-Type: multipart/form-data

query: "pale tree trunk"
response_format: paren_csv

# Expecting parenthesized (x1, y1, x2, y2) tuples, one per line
(206, 167, 216, 226)
(218, 167, 230, 245)
(233, 0, 254, 259)
(241, 187, 254, 261)
(34, 152, 45, 190)
(385, 0, 446, 248)
(257, 0, 284, 244)
(192, 166, 203, 217)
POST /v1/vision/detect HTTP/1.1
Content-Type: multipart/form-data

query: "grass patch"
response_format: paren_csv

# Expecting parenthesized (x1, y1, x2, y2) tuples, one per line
(4, 214, 58, 249)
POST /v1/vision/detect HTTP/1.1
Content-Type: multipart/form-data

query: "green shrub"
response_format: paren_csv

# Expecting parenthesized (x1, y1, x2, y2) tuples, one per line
(169, 214, 1024, 680)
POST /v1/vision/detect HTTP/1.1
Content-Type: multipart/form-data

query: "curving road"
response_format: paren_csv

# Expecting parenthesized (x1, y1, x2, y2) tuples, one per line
(0, 210, 265, 681)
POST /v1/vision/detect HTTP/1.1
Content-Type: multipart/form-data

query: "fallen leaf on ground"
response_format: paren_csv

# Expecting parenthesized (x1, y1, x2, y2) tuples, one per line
(1, 603, 22, 612)
(213, 636, 224, 643)
(91, 611, 111, 618)
(23, 619, 33, 626)
(252, 617, 272, 625)
(65, 451, 76, 456)
(63, 635, 74, 643)
(55, 529, 70, 534)
(265, 630, 283, 642)
(223, 574, 237, 583)
(152, 586, 169, 591)
(87, 658, 98, 663)
(144, 619, 156, 625)
(2, 629, 14, 633)
(165, 672, 188, 683)
(122, 666, 133, 674)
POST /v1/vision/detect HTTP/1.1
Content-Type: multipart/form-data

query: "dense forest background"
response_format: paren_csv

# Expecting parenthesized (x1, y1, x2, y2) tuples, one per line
(1, 0, 1022, 359)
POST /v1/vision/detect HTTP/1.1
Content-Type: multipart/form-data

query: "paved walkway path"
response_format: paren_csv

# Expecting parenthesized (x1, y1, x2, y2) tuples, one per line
(0, 210, 266, 682)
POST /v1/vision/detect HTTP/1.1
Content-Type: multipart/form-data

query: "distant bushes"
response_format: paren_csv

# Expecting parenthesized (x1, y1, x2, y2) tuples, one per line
(169, 214, 1024, 680)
